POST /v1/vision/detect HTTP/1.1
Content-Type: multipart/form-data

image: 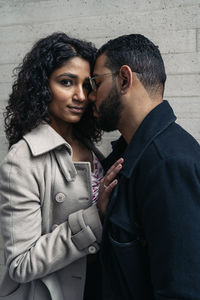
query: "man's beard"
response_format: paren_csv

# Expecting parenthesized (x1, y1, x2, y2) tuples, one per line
(96, 84, 123, 132)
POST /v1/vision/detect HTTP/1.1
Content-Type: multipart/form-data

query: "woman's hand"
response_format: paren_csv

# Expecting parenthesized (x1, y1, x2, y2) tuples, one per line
(97, 158, 124, 218)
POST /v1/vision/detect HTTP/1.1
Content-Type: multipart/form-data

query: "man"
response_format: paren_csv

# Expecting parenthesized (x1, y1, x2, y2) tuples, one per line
(89, 34, 200, 299)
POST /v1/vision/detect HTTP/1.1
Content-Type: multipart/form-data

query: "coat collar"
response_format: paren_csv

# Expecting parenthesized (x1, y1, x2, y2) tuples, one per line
(106, 101, 176, 178)
(23, 123, 104, 182)
(23, 123, 72, 157)
(23, 123, 77, 182)
(122, 100, 176, 177)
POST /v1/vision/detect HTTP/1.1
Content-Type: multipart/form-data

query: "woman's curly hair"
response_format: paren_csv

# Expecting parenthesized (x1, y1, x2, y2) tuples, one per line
(5, 32, 101, 148)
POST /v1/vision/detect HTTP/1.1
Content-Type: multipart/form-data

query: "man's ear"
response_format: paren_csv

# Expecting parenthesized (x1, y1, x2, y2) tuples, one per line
(118, 65, 133, 95)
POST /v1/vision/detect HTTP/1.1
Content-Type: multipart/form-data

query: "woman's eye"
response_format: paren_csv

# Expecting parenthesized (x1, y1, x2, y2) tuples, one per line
(60, 79, 72, 86)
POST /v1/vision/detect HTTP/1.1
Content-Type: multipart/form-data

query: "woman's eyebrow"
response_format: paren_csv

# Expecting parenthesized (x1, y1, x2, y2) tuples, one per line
(56, 73, 78, 79)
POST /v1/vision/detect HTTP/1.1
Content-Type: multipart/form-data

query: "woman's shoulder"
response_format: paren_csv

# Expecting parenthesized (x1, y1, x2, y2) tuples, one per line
(7, 139, 32, 159)
(0, 136, 51, 181)
(1, 139, 34, 169)
(0, 139, 35, 183)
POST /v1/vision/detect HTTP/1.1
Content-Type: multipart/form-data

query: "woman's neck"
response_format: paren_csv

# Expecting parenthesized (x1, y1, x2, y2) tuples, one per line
(50, 121, 74, 143)
(49, 121, 93, 166)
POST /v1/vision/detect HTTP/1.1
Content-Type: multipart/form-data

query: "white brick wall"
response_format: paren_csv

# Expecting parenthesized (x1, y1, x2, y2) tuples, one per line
(0, 0, 200, 279)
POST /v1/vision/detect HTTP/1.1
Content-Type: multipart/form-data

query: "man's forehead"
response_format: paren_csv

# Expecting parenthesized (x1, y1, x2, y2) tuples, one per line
(93, 53, 108, 75)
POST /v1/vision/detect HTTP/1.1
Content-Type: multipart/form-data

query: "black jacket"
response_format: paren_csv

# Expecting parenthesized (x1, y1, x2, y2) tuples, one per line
(101, 100, 200, 300)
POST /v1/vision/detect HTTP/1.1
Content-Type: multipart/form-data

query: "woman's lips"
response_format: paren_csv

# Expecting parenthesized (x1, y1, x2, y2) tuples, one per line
(67, 105, 85, 114)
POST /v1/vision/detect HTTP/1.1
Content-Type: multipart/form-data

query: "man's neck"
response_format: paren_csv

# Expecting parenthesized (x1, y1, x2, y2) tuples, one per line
(118, 98, 163, 144)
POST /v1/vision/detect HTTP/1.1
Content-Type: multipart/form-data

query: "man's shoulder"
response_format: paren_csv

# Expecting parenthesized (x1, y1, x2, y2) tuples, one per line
(153, 121, 200, 160)
(135, 122, 200, 176)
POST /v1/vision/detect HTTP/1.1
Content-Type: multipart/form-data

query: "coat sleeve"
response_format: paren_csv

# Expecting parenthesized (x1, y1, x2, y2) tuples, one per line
(139, 157, 200, 299)
(0, 147, 102, 283)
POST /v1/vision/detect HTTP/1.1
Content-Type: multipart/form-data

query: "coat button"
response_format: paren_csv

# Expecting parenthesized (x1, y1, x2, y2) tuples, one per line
(88, 246, 96, 254)
(55, 193, 66, 203)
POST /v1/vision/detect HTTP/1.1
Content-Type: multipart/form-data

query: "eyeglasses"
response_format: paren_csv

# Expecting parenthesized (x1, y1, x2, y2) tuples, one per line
(88, 72, 117, 91)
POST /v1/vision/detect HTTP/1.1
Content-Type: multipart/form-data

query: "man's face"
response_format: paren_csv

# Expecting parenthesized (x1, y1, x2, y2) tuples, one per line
(89, 53, 124, 131)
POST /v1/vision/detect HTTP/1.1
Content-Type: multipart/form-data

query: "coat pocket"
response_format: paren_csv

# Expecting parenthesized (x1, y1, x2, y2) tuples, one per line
(108, 233, 154, 299)
(0, 285, 30, 300)
(0, 278, 30, 300)
(0, 271, 20, 298)
(0, 271, 50, 300)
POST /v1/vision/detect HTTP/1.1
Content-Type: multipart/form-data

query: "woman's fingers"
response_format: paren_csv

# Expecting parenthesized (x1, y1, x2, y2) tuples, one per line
(106, 158, 124, 176)
(104, 179, 118, 194)
(103, 158, 124, 187)
(97, 158, 124, 218)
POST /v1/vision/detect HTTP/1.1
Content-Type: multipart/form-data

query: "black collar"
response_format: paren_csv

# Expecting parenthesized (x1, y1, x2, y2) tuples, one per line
(103, 101, 176, 178)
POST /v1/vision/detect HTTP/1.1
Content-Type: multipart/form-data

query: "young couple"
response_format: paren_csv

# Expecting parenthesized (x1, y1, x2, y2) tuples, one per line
(0, 32, 200, 300)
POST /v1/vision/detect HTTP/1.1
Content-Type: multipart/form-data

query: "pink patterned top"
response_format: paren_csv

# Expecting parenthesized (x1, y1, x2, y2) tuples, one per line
(91, 152, 104, 204)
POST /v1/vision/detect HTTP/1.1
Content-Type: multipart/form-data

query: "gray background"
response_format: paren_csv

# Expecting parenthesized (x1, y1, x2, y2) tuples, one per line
(0, 0, 200, 280)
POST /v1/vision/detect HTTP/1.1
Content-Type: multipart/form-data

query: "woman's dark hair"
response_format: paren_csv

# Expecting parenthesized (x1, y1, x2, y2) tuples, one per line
(5, 32, 101, 147)
(96, 34, 166, 97)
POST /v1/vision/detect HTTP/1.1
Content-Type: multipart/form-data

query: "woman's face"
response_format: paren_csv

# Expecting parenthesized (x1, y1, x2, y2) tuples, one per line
(48, 57, 91, 133)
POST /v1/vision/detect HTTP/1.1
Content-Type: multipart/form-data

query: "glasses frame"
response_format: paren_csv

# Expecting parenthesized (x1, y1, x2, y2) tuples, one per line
(88, 72, 117, 91)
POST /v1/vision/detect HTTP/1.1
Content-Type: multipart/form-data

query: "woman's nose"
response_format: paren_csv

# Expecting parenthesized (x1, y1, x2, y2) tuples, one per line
(74, 86, 86, 102)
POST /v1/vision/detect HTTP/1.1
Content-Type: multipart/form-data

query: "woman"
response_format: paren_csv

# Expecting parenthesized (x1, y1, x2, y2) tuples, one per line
(0, 32, 122, 300)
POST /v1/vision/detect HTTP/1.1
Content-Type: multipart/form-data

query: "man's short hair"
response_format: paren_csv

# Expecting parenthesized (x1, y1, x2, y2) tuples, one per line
(96, 34, 166, 97)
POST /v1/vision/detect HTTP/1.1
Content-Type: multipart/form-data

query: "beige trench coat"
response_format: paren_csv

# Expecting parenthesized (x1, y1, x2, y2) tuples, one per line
(0, 123, 103, 300)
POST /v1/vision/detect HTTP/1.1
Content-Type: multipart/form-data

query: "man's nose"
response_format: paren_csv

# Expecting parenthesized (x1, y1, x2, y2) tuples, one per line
(88, 90, 96, 102)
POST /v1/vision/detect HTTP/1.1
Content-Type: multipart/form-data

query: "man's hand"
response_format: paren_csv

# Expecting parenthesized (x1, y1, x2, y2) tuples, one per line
(97, 158, 124, 218)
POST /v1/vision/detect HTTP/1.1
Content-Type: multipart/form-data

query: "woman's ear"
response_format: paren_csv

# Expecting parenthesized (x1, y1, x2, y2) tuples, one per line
(118, 65, 133, 95)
